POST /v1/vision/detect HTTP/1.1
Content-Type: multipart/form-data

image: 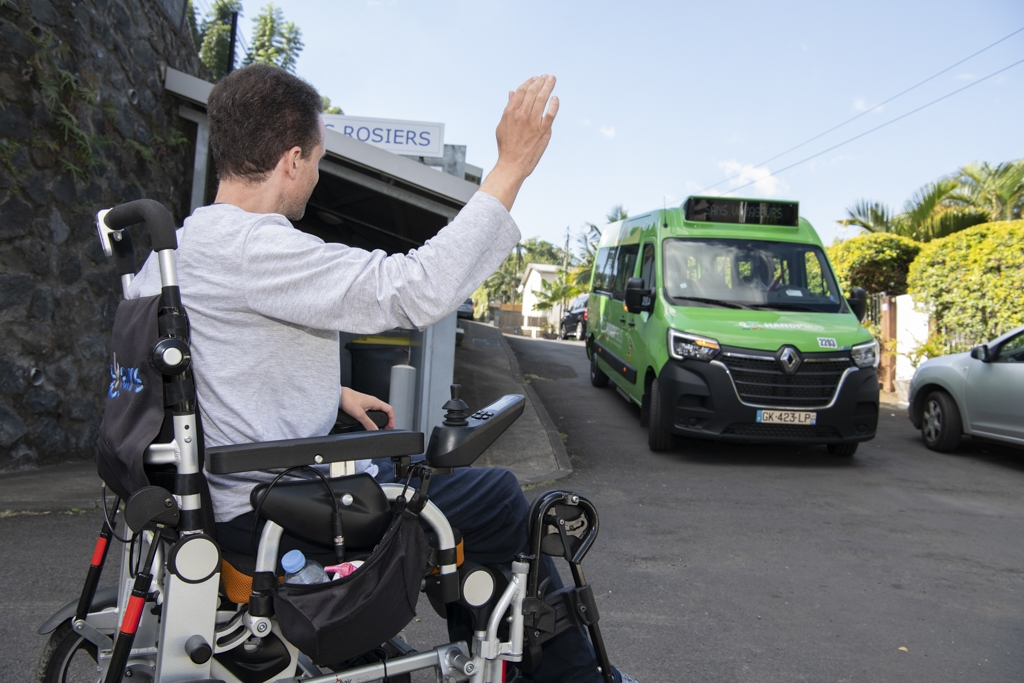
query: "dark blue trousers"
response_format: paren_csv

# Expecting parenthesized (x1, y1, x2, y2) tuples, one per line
(372, 460, 618, 683)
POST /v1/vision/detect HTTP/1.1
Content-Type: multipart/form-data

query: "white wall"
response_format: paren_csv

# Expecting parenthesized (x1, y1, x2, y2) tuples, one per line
(894, 294, 930, 400)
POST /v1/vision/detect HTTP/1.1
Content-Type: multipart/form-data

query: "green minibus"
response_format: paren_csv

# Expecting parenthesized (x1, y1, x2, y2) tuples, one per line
(586, 196, 879, 454)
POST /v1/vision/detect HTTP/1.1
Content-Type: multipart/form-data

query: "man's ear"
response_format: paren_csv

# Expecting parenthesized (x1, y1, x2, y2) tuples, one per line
(279, 146, 303, 179)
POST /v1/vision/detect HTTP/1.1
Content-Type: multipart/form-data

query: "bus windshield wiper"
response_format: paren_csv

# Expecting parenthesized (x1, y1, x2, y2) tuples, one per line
(672, 296, 748, 309)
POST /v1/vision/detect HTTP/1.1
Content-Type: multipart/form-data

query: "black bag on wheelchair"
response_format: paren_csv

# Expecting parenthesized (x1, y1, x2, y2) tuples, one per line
(273, 508, 429, 666)
(96, 295, 165, 501)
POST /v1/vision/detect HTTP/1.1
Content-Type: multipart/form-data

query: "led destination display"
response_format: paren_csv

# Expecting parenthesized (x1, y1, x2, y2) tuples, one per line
(685, 197, 800, 227)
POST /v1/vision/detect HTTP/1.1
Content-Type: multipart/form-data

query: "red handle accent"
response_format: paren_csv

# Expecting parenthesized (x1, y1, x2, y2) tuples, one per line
(90, 537, 108, 567)
(120, 595, 145, 635)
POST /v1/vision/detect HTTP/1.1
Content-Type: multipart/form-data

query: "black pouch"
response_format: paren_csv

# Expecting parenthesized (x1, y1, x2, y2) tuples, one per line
(273, 509, 429, 666)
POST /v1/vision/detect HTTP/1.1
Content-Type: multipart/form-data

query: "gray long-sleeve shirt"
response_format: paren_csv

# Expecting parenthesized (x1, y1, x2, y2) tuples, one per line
(128, 191, 519, 522)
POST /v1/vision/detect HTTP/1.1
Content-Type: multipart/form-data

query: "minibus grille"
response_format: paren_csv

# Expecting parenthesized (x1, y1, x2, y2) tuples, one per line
(719, 354, 851, 409)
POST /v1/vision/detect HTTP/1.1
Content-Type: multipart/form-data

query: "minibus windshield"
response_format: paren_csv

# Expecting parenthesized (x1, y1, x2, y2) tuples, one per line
(662, 238, 844, 313)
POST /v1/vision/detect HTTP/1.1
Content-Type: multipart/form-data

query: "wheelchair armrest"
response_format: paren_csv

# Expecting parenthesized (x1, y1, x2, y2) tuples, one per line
(206, 430, 424, 474)
(331, 409, 390, 434)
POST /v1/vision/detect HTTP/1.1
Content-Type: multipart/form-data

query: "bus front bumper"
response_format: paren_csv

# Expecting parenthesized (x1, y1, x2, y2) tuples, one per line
(656, 359, 879, 444)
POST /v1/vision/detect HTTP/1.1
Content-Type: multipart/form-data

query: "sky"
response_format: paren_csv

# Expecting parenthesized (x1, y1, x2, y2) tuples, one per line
(215, 0, 1024, 255)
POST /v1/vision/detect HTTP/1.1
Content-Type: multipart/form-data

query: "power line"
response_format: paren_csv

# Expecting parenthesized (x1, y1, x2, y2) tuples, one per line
(699, 25, 1024, 195)
(718, 56, 1024, 197)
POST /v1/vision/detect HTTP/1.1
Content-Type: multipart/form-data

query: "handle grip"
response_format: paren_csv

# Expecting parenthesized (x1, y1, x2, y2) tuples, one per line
(103, 199, 178, 252)
(109, 230, 136, 277)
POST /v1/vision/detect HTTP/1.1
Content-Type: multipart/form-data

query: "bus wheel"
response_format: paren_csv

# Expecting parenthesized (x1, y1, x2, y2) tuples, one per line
(590, 353, 609, 388)
(648, 377, 673, 451)
(827, 443, 858, 457)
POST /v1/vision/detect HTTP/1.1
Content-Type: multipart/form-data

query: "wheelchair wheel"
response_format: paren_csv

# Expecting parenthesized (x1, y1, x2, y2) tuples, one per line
(35, 620, 100, 683)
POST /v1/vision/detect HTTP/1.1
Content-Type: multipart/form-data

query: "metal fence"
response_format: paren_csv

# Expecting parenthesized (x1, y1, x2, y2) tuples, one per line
(863, 293, 884, 328)
(941, 328, 983, 354)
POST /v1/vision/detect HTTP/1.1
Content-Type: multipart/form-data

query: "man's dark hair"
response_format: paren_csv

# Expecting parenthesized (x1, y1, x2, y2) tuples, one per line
(207, 64, 323, 183)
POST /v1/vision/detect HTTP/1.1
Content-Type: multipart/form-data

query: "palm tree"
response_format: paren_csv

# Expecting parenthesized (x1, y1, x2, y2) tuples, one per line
(948, 160, 1024, 223)
(571, 222, 603, 290)
(606, 204, 628, 224)
(568, 205, 628, 289)
(837, 199, 899, 234)
(899, 179, 988, 242)
(839, 176, 990, 242)
(484, 259, 520, 305)
(531, 272, 579, 312)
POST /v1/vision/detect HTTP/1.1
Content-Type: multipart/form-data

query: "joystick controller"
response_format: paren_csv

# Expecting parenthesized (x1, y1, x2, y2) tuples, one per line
(442, 384, 470, 427)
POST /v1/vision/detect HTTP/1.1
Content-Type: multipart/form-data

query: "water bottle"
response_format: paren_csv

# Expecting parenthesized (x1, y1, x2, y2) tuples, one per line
(281, 549, 329, 585)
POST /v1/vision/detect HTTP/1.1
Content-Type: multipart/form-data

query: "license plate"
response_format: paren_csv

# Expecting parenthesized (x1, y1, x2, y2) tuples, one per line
(756, 410, 817, 425)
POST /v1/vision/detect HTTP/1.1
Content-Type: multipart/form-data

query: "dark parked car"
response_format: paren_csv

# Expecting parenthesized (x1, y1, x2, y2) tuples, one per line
(560, 294, 589, 340)
(457, 298, 474, 320)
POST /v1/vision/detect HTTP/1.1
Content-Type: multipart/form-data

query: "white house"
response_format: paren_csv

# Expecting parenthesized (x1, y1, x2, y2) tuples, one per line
(519, 263, 564, 336)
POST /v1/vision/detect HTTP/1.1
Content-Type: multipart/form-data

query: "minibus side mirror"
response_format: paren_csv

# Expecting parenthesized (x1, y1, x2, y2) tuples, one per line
(847, 287, 867, 322)
(625, 277, 654, 314)
(970, 345, 991, 362)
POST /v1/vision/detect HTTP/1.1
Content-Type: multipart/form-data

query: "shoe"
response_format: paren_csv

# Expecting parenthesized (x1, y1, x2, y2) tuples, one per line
(619, 672, 640, 683)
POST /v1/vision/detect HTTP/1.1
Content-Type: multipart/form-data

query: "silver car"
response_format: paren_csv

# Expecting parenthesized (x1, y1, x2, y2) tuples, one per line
(908, 324, 1024, 451)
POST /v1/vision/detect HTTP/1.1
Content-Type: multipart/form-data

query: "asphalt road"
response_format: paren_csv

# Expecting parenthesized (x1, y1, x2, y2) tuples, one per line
(5, 334, 1023, 683)
(505, 335, 1024, 683)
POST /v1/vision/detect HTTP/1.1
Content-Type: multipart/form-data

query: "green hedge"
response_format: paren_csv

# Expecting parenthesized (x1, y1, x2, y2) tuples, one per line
(826, 233, 922, 296)
(907, 220, 1024, 342)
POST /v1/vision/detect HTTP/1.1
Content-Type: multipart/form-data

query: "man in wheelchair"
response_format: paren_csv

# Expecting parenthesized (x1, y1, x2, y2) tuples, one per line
(37, 65, 637, 683)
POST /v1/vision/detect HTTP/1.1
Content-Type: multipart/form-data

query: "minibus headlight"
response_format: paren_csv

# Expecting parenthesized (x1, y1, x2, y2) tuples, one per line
(668, 329, 721, 362)
(851, 339, 880, 369)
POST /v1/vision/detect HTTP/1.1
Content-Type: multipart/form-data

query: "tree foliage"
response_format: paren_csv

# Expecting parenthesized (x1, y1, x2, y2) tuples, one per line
(949, 161, 1024, 223)
(838, 160, 1021, 242)
(531, 272, 579, 311)
(244, 3, 304, 73)
(907, 220, 1024, 344)
(196, 0, 241, 80)
(322, 96, 343, 115)
(569, 205, 627, 291)
(606, 204, 628, 224)
(826, 233, 922, 296)
(476, 205, 623, 309)
(570, 222, 603, 290)
(481, 239, 568, 305)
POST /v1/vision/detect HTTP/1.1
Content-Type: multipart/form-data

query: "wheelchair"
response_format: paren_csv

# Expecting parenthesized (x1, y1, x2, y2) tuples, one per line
(35, 200, 614, 683)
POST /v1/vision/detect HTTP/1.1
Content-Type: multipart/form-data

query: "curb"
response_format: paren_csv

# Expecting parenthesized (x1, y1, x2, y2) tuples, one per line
(493, 330, 574, 483)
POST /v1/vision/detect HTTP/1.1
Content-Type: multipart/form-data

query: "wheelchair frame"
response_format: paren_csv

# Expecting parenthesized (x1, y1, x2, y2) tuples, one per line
(36, 199, 615, 683)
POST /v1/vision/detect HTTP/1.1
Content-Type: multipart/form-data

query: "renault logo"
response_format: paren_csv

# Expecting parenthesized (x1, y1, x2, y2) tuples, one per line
(777, 346, 802, 374)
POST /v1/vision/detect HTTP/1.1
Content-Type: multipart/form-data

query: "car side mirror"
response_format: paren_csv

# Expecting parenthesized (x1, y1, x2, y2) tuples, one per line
(847, 287, 867, 322)
(624, 277, 654, 314)
(969, 345, 991, 362)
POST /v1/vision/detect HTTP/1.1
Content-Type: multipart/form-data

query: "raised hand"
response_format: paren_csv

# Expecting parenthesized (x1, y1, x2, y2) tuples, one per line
(480, 74, 559, 212)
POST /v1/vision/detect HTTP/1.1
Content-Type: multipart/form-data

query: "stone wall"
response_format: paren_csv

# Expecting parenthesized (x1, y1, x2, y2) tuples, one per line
(0, 0, 207, 469)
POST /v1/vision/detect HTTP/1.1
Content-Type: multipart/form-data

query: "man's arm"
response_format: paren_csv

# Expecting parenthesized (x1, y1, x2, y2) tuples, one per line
(479, 74, 559, 212)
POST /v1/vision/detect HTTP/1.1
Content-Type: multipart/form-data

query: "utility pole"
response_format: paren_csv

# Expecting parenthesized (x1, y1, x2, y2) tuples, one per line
(226, 11, 238, 75)
(562, 226, 570, 316)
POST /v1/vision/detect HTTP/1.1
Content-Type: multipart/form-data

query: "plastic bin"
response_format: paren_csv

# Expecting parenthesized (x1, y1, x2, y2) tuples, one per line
(345, 336, 411, 402)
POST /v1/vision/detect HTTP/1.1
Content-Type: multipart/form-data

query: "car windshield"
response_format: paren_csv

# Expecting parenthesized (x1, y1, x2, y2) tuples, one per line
(662, 238, 843, 313)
